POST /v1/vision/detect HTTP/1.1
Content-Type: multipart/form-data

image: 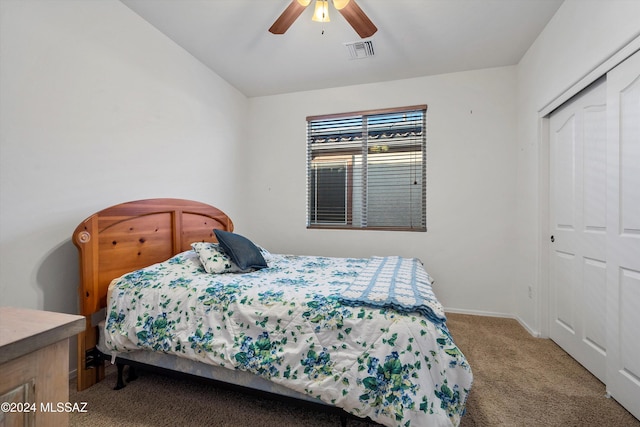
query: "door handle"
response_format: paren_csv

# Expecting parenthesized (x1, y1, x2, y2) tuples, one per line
(550, 235, 555, 243)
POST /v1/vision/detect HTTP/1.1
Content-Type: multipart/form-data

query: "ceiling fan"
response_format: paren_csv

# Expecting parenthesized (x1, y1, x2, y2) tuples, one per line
(269, 0, 377, 39)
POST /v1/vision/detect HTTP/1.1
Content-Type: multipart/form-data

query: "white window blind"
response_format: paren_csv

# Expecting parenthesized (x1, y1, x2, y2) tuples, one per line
(306, 105, 427, 231)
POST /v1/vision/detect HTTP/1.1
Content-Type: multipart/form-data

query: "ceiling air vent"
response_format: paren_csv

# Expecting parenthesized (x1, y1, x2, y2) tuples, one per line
(344, 40, 374, 60)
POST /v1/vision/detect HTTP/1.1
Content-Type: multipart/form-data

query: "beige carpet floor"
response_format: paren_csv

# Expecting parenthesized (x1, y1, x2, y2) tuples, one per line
(69, 313, 639, 426)
(448, 314, 638, 427)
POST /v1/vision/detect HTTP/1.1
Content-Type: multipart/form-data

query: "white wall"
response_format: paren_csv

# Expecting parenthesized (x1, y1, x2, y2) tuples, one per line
(514, 0, 640, 334)
(0, 0, 248, 318)
(238, 67, 518, 315)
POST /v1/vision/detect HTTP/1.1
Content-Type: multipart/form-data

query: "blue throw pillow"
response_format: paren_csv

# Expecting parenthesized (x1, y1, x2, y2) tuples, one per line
(214, 229, 267, 271)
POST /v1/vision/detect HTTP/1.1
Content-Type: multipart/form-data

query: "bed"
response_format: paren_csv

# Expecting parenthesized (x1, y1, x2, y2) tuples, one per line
(73, 198, 472, 427)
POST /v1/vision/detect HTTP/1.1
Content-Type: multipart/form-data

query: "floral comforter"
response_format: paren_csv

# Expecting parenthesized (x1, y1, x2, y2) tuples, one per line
(104, 251, 472, 427)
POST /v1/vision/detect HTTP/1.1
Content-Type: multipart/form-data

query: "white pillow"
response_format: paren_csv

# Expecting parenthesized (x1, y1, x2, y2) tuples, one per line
(191, 242, 240, 274)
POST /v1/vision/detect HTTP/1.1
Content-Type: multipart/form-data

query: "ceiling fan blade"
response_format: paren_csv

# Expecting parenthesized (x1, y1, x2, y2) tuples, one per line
(269, 1, 310, 35)
(335, 0, 377, 38)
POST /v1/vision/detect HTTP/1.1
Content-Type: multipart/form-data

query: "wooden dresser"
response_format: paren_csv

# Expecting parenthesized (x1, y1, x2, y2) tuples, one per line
(0, 307, 85, 427)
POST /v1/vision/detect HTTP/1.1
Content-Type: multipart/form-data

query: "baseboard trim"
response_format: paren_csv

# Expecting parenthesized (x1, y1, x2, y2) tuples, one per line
(444, 308, 541, 338)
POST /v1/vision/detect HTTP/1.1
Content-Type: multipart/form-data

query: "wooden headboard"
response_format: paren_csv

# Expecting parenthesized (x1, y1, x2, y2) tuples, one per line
(72, 198, 233, 390)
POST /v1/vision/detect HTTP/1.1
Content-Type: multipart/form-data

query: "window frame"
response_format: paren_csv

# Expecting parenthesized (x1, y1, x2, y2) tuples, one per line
(306, 104, 427, 232)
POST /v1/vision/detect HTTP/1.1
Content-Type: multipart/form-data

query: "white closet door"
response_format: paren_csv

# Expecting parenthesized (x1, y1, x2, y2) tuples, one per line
(549, 79, 608, 381)
(605, 50, 640, 419)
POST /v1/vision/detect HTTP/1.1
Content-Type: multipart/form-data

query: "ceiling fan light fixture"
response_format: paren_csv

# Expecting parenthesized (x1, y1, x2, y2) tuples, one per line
(332, 0, 351, 10)
(312, 0, 330, 23)
(269, 0, 375, 39)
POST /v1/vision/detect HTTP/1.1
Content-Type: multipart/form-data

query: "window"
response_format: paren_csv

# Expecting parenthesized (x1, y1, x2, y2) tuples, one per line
(306, 105, 427, 231)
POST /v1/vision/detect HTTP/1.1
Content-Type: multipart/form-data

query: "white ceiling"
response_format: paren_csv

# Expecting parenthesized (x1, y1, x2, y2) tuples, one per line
(120, 0, 564, 97)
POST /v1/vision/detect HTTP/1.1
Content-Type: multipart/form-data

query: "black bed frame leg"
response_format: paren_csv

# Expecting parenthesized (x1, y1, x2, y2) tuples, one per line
(114, 363, 126, 390)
